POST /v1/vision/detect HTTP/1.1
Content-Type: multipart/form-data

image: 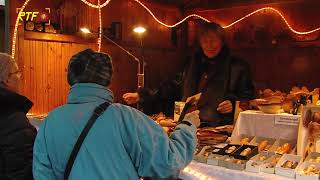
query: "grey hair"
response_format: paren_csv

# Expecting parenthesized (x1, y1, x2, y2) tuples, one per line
(0, 53, 15, 83)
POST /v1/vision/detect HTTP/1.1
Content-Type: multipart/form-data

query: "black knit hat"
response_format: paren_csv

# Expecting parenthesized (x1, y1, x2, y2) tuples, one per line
(67, 49, 113, 86)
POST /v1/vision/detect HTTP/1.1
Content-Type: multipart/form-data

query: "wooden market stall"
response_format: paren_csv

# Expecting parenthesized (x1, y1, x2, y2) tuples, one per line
(8, 0, 320, 114)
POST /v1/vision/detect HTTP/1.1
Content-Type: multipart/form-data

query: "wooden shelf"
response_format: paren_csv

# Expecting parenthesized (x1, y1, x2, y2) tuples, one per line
(24, 31, 97, 44)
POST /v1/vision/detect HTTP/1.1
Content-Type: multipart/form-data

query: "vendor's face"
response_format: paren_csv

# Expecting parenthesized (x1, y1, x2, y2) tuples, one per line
(5, 63, 21, 92)
(199, 30, 223, 58)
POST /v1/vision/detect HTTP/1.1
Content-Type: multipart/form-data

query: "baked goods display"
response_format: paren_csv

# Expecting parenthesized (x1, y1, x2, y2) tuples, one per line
(258, 140, 269, 151)
(225, 146, 237, 154)
(281, 160, 299, 169)
(197, 127, 230, 146)
(240, 138, 250, 145)
(275, 143, 291, 155)
(240, 148, 252, 156)
(264, 156, 281, 168)
(302, 165, 320, 175)
(249, 154, 269, 169)
(255, 89, 286, 105)
(309, 156, 320, 163)
(250, 86, 319, 114)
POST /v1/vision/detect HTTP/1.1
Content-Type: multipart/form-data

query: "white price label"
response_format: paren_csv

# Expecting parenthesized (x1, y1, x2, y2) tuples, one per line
(274, 116, 299, 126)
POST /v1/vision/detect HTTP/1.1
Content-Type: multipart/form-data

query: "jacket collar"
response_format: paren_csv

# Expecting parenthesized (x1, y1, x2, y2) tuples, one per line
(0, 86, 33, 114)
(67, 83, 114, 104)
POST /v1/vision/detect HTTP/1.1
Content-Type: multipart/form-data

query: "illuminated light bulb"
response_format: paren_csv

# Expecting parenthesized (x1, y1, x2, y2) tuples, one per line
(80, 27, 91, 34)
(133, 26, 146, 34)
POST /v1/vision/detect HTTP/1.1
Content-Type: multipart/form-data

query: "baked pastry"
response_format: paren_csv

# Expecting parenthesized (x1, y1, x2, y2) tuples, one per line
(276, 143, 291, 154)
(281, 160, 298, 169)
(240, 137, 250, 145)
(259, 155, 267, 161)
(236, 160, 244, 164)
(264, 156, 281, 168)
(225, 146, 237, 154)
(258, 140, 269, 151)
(240, 148, 252, 156)
(303, 165, 320, 175)
(308, 156, 320, 163)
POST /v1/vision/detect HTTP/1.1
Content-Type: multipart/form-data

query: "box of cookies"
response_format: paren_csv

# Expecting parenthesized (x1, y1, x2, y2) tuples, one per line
(260, 154, 283, 174)
(219, 156, 236, 168)
(207, 154, 227, 166)
(219, 156, 246, 170)
(305, 152, 320, 164)
(245, 152, 275, 173)
(231, 145, 259, 160)
(194, 146, 215, 163)
(220, 144, 242, 156)
(296, 161, 320, 180)
(275, 154, 302, 178)
(229, 159, 247, 171)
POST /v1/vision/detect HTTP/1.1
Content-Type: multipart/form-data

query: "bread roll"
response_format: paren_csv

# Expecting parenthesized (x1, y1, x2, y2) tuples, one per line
(258, 140, 268, 151)
(240, 138, 250, 145)
(240, 148, 251, 156)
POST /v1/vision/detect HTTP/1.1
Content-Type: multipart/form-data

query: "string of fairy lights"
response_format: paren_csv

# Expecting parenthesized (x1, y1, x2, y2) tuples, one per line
(97, 0, 102, 52)
(11, 0, 32, 58)
(10, 0, 320, 57)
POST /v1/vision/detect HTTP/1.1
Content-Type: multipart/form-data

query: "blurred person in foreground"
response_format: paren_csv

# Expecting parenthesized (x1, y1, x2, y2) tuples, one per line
(33, 49, 200, 180)
(0, 53, 36, 180)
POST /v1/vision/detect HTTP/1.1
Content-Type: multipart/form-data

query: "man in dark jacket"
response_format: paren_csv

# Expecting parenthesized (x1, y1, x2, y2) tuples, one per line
(0, 53, 37, 180)
(123, 22, 255, 127)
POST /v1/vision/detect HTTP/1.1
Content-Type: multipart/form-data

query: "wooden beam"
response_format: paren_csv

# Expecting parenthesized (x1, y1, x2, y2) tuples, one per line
(24, 31, 180, 51)
(102, 39, 181, 52)
(24, 31, 97, 44)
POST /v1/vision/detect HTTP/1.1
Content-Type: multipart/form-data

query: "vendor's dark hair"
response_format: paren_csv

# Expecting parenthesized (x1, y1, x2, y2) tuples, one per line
(197, 22, 226, 44)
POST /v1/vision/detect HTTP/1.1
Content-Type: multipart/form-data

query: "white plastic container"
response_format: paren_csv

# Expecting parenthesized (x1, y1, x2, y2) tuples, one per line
(275, 154, 302, 178)
(296, 161, 320, 180)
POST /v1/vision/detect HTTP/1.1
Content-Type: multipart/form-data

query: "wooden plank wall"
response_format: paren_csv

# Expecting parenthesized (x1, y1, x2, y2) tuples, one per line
(16, 29, 97, 115)
(11, 0, 186, 115)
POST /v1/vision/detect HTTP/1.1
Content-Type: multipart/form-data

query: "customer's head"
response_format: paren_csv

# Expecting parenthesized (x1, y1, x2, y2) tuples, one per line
(197, 22, 226, 58)
(67, 49, 113, 87)
(0, 53, 21, 92)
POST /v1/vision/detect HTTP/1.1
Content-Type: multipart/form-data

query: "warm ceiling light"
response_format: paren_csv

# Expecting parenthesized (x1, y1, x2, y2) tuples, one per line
(133, 26, 146, 34)
(80, 27, 91, 34)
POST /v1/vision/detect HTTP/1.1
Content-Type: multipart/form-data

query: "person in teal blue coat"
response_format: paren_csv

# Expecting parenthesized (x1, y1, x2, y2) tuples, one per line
(32, 49, 200, 180)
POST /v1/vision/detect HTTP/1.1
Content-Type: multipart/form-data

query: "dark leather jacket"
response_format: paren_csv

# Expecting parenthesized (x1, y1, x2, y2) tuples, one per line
(138, 46, 255, 127)
(0, 86, 36, 180)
